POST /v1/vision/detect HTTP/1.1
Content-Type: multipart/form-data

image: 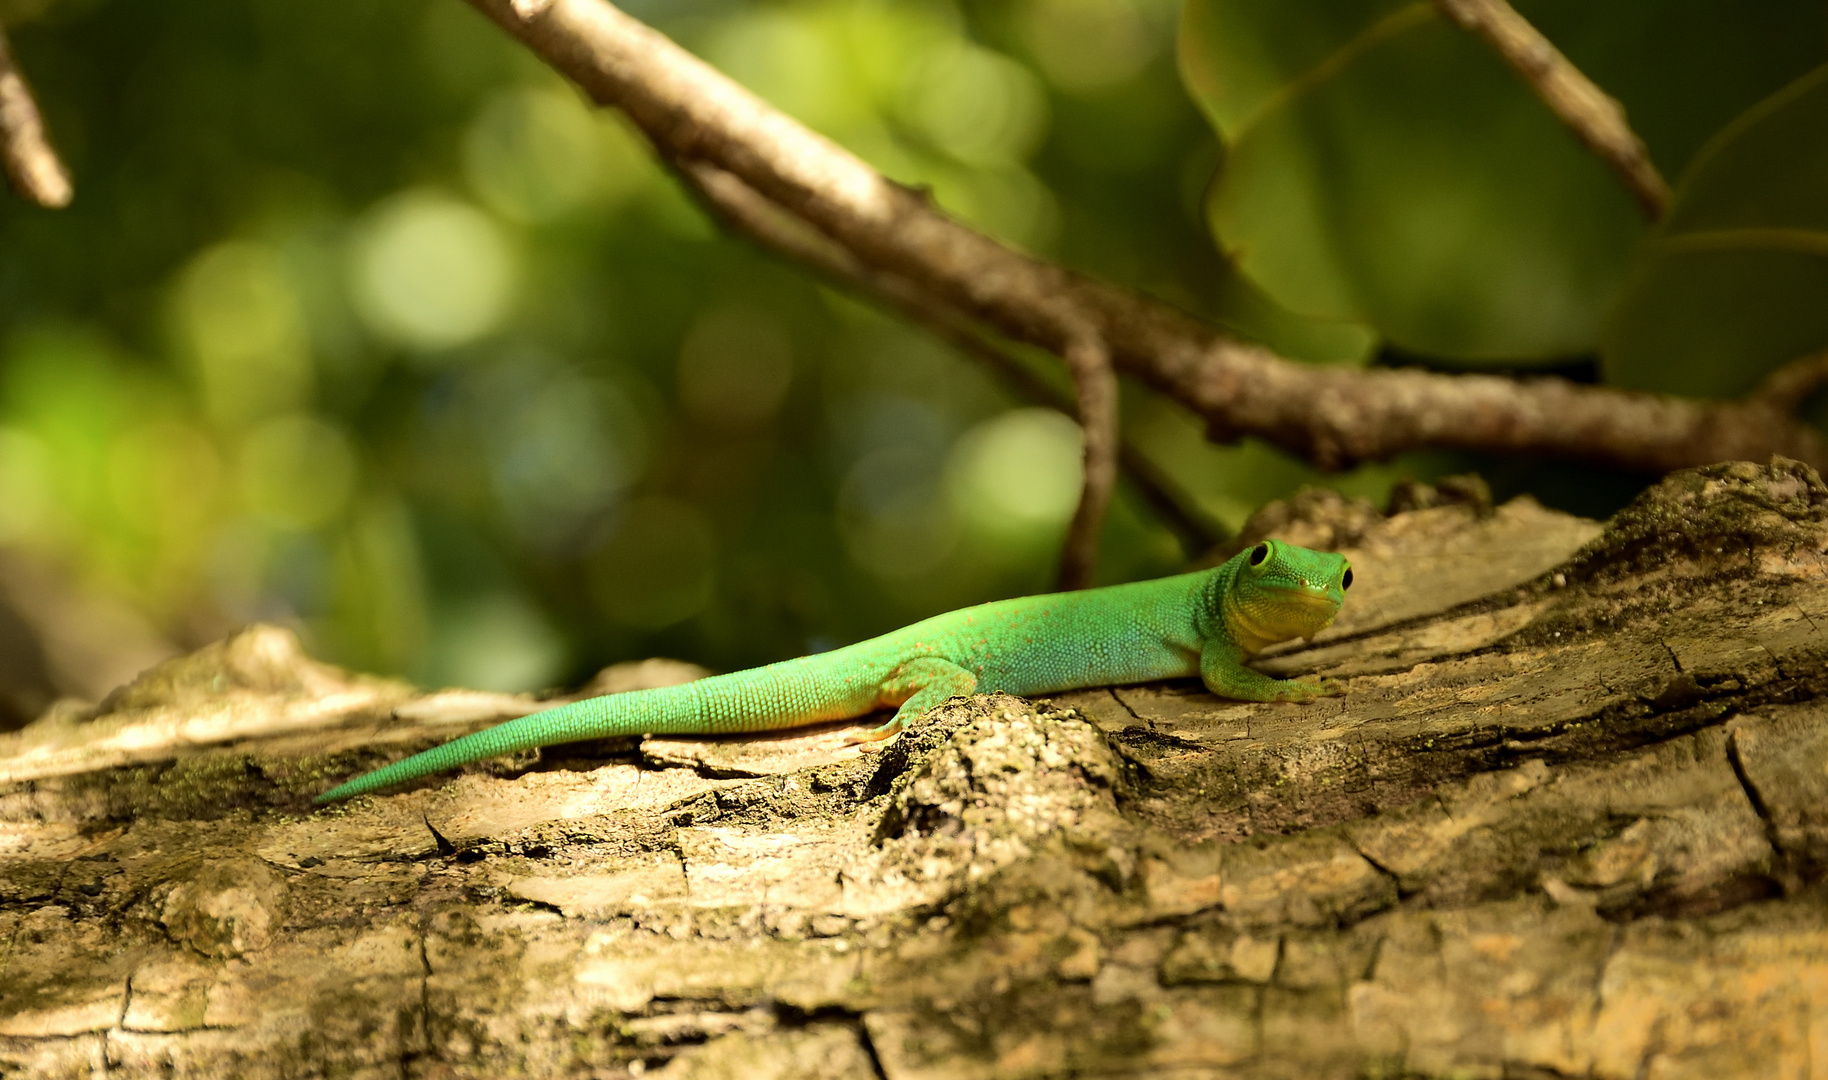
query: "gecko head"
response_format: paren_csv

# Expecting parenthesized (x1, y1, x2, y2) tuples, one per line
(1221, 539, 1353, 654)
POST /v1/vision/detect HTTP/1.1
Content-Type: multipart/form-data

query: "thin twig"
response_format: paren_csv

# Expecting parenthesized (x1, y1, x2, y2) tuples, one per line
(1055, 332, 1118, 590)
(1432, 0, 1668, 219)
(673, 159, 1225, 557)
(0, 24, 70, 208)
(922, 316, 1225, 555)
(465, 0, 1828, 476)
(954, 323, 1228, 557)
(1749, 348, 1828, 414)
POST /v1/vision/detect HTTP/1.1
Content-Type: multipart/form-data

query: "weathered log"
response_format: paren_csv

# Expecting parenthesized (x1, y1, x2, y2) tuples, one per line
(3, 459, 1826, 1078)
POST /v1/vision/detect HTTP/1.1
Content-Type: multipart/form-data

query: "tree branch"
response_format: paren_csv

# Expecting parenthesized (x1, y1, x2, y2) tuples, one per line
(463, 0, 1828, 477)
(1432, 0, 1668, 219)
(1749, 348, 1828, 415)
(1055, 332, 1118, 589)
(0, 24, 70, 208)
(672, 159, 1224, 560)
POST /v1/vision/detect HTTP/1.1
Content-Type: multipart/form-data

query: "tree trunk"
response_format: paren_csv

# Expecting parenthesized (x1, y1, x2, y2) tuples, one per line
(4, 459, 1826, 1079)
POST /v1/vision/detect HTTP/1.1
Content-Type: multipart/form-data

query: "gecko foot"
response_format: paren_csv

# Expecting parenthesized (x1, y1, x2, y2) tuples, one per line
(842, 716, 904, 746)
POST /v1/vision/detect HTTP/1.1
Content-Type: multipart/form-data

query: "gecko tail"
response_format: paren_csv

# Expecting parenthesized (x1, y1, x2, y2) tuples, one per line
(313, 682, 700, 804)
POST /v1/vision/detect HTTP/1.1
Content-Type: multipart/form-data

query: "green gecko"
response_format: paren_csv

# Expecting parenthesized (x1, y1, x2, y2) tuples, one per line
(315, 539, 1352, 803)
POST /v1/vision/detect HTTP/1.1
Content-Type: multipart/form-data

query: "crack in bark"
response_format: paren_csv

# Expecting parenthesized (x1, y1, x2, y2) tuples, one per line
(1794, 604, 1821, 637)
(1633, 1013, 1668, 1080)
(1756, 639, 1791, 682)
(408, 924, 431, 1080)
(94, 972, 129, 1076)
(851, 1018, 889, 1080)
(1358, 926, 1391, 986)
(1346, 840, 1404, 895)
(1586, 919, 1623, 1051)
(1500, 1063, 1589, 1080)
(1267, 933, 1287, 987)
(0, 902, 21, 985)
(1107, 688, 1150, 731)
(112, 972, 131, 1031)
(1725, 726, 1789, 890)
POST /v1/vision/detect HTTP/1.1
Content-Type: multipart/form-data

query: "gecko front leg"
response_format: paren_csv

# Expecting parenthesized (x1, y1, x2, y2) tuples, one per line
(1200, 637, 1338, 703)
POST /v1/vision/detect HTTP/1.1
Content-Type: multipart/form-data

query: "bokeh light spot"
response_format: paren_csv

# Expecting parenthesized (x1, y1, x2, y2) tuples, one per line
(900, 42, 1049, 165)
(240, 413, 358, 530)
(109, 421, 222, 536)
(464, 85, 644, 223)
(1017, 0, 1165, 95)
(703, 10, 854, 132)
(349, 190, 516, 351)
(947, 407, 1083, 546)
(433, 592, 567, 692)
(0, 428, 55, 544)
(176, 241, 314, 424)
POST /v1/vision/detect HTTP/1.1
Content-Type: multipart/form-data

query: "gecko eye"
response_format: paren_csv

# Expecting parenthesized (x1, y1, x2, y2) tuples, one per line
(1341, 568, 1354, 590)
(1248, 543, 1269, 566)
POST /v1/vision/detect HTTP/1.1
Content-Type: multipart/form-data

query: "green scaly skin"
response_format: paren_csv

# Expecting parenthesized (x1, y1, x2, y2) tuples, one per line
(315, 540, 1352, 803)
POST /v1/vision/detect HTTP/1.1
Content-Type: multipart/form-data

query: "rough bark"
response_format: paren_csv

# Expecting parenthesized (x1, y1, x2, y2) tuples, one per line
(5, 459, 1828, 1078)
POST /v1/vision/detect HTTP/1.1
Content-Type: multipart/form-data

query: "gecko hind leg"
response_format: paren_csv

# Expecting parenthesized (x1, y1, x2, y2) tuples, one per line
(843, 657, 978, 745)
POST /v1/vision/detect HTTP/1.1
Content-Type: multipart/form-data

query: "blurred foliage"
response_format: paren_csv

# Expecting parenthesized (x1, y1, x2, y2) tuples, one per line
(3, 0, 1817, 697)
(1605, 63, 1828, 400)
(0, 0, 1408, 693)
(1181, 0, 1828, 367)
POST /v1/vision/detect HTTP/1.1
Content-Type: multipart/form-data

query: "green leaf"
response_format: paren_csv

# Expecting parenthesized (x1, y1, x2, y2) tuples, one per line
(1179, 0, 1828, 362)
(1183, 1, 1639, 359)
(1178, 0, 1414, 141)
(1603, 62, 1828, 398)
(1209, 258, 1378, 365)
